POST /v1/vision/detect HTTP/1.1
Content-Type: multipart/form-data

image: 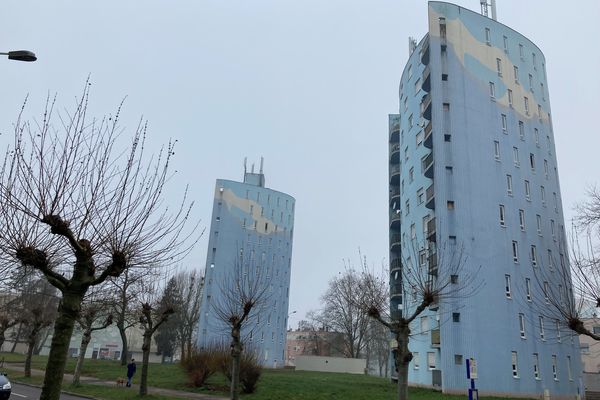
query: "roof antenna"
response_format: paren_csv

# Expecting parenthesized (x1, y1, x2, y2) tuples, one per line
(260, 157, 264, 174)
(480, 0, 497, 21)
(244, 157, 247, 175)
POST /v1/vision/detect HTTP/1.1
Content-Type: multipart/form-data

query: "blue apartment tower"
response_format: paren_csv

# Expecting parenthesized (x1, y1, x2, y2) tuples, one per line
(388, 2, 582, 398)
(198, 161, 295, 367)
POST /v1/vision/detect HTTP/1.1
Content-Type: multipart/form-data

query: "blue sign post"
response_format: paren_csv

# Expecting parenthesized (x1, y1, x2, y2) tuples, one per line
(466, 358, 479, 400)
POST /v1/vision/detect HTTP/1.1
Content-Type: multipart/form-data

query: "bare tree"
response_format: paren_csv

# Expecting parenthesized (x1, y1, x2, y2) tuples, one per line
(138, 298, 175, 396)
(213, 255, 271, 400)
(0, 289, 22, 351)
(359, 241, 478, 400)
(72, 298, 113, 385)
(108, 268, 152, 366)
(0, 83, 198, 400)
(19, 279, 58, 378)
(173, 269, 204, 362)
(311, 269, 371, 358)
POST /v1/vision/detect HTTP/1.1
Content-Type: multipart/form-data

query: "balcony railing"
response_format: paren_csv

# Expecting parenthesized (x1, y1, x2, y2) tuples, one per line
(421, 93, 432, 121)
(389, 126, 400, 142)
(390, 143, 400, 163)
(390, 233, 401, 251)
(390, 212, 401, 229)
(422, 65, 431, 93)
(423, 120, 433, 149)
(427, 217, 436, 242)
(390, 164, 401, 184)
(422, 152, 434, 179)
(390, 257, 402, 271)
(425, 183, 435, 210)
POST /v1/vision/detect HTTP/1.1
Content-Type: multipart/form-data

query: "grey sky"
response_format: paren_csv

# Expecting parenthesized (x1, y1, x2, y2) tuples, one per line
(2, 0, 599, 329)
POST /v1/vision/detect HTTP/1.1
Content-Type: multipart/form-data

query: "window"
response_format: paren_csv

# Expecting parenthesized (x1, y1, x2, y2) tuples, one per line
(513, 147, 519, 166)
(524, 97, 530, 115)
(514, 66, 519, 83)
(552, 355, 558, 380)
(524, 180, 531, 200)
(501, 114, 508, 133)
(532, 52, 537, 68)
(505, 274, 512, 297)
(519, 209, 525, 230)
(447, 201, 455, 210)
(494, 140, 501, 160)
(553, 192, 558, 212)
(541, 82, 545, 100)
(413, 352, 420, 369)
(452, 312, 460, 322)
(556, 320, 562, 342)
(534, 128, 539, 146)
(499, 204, 506, 226)
(543, 282, 550, 303)
(420, 316, 429, 333)
(551, 219, 556, 239)
(518, 313, 525, 337)
(410, 223, 416, 239)
(538, 104, 542, 119)
(408, 115, 413, 129)
(533, 354, 540, 380)
(544, 159, 549, 178)
(512, 352, 519, 378)
(444, 134, 452, 142)
(455, 354, 463, 365)
(536, 215, 542, 235)
(507, 175, 513, 195)
(416, 132, 423, 147)
(547, 249, 553, 270)
(415, 78, 421, 94)
(508, 89, 513, 107)
(417, 188, 424, 204)
(567, 356, 573, 381)
(512, 241, 519, 263)
(503, 35, 508, 52)
(496, 58, 502, 76)
(404, 147, 409, 161)
(519, 121, 525, 140)
(528, 74, 533, 92)
(485, 28, 491, 45)
(539, 316, 545, 340)
(530, 245, 537, 266)
(442, 74, 448, 81)
(540, 186, 546, 204)
(525, 278, 532, 301)
(409, 167, 414, 183)
(405, 199, 410, 215)
(489, 82, 496, 99)
(581, 343, 590, 354)
(519, 43, 524, 58)
(408, 64, 412, 79)
(403, 96, 408, 111)
(427, 352, 436, 370)
(451, 274, 459, 284)
(529, 153, 535, 171)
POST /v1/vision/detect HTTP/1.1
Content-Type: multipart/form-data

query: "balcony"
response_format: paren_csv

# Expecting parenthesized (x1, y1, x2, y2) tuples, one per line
(431, 329, 441, 347)
(389, 125, 400, 143)
(390, 257, 402, 272)
(425, 183, 435, 210)
(427, 217, 436, 242)
(423, 120, 433, 149)
(428, 252, 438, 275)
(390, 164, 401, 185)
(390, 143, 400, 164)
(422, 152, 434, 179)
(420, 36, 430, 65)
(390, 211, 401, 230)
(421, 93, 432, 121)
(422, 65, 431, 93)
(390, 283, 403, 297)
(390, 233, 401, 252)
(390, 187, 400, 206)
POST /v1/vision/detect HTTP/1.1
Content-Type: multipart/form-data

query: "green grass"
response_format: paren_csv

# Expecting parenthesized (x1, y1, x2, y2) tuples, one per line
(2, 353, 533, 400)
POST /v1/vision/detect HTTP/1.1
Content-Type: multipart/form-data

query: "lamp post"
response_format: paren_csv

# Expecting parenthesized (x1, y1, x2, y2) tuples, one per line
(0, 50, 37, 62)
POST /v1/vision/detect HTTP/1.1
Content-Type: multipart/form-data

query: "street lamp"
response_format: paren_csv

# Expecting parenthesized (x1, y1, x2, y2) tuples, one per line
(0, 50, 37, 62)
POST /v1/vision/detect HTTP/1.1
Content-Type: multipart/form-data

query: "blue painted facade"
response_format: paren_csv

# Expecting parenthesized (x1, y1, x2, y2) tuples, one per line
(197, 169, 295, 368)
(389, 2, 582, 398)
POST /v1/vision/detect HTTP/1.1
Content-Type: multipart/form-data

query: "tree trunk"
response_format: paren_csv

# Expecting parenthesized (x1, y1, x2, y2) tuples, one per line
(118, 323, 128, 366)
(180, 340, 186, 363)
(34, 327, 52, 355)
(139, 333, 152, 396)
(396, 358, 409, 400)
(10, 323, 22, 353)
(39, 291, 84, 400)
(72, 330, 91, 385)
(394, 326, 411, 400)
(0, 327, 6, 352)
(24, 332, 36, 378)
(230, 344, 241, 400)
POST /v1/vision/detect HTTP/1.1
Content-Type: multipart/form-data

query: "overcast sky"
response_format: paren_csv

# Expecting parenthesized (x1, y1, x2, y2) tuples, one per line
(2, 0, 599, 329)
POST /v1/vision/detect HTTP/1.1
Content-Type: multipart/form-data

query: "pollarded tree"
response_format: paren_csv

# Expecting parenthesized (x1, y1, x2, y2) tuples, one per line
(173, 269, 204, 362)
(72, 298, 113, 385)
(0, 83, 198, 400)
(155, 276, 181, 363)
(358, 242, 479, 400)
(213, 253, 271, 400)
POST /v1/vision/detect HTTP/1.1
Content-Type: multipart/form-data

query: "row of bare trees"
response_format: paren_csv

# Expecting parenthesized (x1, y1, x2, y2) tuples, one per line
(0, 82, 200, 400)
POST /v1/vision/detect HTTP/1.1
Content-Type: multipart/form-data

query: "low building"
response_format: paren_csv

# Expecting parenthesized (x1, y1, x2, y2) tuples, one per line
(286, 329, 344, 366)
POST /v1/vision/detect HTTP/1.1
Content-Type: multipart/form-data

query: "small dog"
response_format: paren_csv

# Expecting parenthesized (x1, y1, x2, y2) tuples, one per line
(116, 378, 125, 387)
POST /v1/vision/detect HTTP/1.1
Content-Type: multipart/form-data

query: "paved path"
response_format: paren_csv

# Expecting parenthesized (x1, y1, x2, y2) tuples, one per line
(11, 382, 92, 400)
(3, 363, 227, 400)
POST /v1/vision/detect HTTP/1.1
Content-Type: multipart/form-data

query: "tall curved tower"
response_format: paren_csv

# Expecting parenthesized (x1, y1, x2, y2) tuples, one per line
(388, 2, 582, 398)
(198, 164, 295, 368)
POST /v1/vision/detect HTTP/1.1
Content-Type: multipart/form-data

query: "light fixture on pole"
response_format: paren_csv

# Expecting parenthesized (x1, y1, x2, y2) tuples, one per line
(0, 50, 37, 62)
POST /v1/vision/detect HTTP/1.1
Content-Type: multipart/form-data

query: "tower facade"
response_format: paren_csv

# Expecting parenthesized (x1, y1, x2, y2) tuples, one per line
(198, 165, 295, 367)
(388, 2, 582, 398)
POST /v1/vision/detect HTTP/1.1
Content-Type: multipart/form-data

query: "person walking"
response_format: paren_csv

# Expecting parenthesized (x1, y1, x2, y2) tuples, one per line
(126, 358, 137, 387)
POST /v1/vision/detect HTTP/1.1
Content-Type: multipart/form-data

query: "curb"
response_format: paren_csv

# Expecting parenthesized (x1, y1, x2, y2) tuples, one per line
(11, 380, 100, 400)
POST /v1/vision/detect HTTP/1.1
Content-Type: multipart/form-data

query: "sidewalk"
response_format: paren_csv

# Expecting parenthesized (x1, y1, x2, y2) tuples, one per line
(3, 363, 227, 400)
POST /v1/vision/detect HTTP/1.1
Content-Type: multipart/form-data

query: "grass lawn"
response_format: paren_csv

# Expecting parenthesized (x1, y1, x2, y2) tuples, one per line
(1, 353, 533, 400)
